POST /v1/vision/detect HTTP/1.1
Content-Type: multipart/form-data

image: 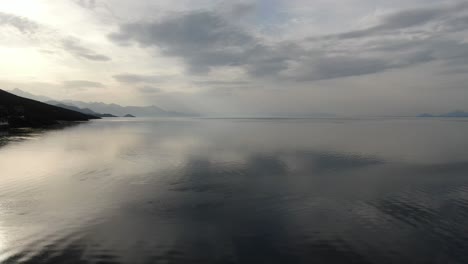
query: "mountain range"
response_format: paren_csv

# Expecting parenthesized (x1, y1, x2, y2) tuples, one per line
(9, 88, 195, 117)
(53, 103, 118, 118)
(0, 89, 98, 127)
(418, 110, 468, 118)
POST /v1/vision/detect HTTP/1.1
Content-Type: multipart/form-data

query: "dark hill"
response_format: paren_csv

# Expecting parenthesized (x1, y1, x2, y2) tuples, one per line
(0, 89, 99, 127)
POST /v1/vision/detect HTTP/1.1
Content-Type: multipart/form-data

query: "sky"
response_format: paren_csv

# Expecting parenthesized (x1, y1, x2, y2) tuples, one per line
(0, 0, 468, 116)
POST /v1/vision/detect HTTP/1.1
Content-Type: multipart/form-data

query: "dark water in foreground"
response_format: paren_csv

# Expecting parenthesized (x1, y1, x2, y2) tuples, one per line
(1, 118, 468, 264)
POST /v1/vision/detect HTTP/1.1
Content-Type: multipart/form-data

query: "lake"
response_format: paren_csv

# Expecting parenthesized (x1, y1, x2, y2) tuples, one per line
(1, 117, 468, 263)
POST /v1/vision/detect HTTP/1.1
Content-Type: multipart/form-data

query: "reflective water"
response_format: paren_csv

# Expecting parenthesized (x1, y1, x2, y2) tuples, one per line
(1, 118, 468, 263)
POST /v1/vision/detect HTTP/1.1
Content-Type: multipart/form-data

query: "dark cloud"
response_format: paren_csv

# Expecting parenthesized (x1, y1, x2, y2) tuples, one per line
(109, 3, 468, 83)
(62, 38, 111, 61)
(316, 3, 468, 41)
(113, 73, 164, 84)
(0, 12, 40, 34)
(295, 56, 391, 82)
(289, 2, 468, 81)
(291, 39, 457, 81)
(109, 11, 291, 76)
(109, 11, 254, 50)
(63, 80, 105, 89)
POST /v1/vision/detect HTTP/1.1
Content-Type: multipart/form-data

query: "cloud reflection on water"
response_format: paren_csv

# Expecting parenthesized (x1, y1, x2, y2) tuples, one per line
(0, 118, 468, 263)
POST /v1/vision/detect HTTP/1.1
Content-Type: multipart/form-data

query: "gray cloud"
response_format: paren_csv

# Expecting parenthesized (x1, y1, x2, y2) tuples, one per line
(317, 2, 468, 41)
(444, 15, 468, 32)
(0, 12, 40, 34)
(138, 86, 161, 93)
(216, 2, 257, 21)
(109, 11, 291, 76)
(113, 73, 165, 84)
(74, 0, 97, 9)
(439, 66, 468, 75)
(0, 12, 111, 63)
(109, 11, 254, 49)
(374, 8, 442, 30)
(193, 80, 250, 86)
(108, 2, 468, 83)
(287, 2, 468, 81)
(62, 38, 111, 61)
(289, 39, 460, 82)
(63, 80, 105, 89)
(2, 0, 468, 117)
(294, 56, 391, 82)
(287, 51, 430, 82)
(227, 2, 256, 18)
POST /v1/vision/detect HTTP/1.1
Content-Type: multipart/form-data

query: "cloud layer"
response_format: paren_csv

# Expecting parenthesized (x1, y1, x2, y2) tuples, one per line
(109, 10, 291, 76)
(62, 38, 111, 61)
(0, 11, 110, 62)
(108, 2, 468, 84)
(63, 80, 105, 89)
(0, 12, 40, 33)
(1, 0, 468, 115)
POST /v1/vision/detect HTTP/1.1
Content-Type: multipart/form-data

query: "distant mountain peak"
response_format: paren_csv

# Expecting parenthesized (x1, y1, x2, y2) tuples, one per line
(9, 88, 54, 102)
(9, 88, 195, 117)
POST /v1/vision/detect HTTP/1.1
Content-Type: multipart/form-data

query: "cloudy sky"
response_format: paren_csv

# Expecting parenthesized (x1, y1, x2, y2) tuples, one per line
(1, 0, 468, 116)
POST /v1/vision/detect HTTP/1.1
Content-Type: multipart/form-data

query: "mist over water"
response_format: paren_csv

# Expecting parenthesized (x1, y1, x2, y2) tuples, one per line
(1, 118, 468, 263)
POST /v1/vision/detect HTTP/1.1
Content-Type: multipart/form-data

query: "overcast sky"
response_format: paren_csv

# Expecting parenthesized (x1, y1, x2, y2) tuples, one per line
(1, 0, 468, 116)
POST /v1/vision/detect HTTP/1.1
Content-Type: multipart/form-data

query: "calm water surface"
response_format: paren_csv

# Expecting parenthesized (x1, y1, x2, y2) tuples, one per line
(1, 118, 468, 263)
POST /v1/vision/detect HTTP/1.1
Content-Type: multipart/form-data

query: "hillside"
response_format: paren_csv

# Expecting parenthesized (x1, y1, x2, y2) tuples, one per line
(0, 89, 99, 127)
(54, 103, 118, 117)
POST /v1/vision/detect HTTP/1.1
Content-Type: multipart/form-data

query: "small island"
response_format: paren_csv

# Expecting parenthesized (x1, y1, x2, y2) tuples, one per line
(124, 114, 136, 118)
(100, 113, 119, 117)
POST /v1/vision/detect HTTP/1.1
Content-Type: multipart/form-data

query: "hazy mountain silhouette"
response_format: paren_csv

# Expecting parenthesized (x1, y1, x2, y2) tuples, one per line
(441, 111, 468, 117)
(55, 100, 193, 117)
(9, 88, 196, 117)
(0, 89, 99, 127)
(418, 110, 468, 118)
(54, 103, 117, 118)
(54, 103, 101, 116)
(9, 88, 54, 102)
